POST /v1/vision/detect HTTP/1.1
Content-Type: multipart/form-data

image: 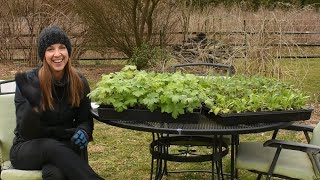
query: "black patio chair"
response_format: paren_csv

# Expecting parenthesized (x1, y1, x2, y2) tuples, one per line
(149, 63, 236, 179)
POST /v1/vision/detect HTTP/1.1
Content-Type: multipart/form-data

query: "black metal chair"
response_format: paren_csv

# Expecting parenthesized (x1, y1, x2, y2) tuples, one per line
(149, 63, 235, 179)
(150, 133, 229, 180)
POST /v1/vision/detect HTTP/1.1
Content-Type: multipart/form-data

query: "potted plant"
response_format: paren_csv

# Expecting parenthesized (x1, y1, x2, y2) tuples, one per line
(88, 65, 210, 122)
(88, 65, 312, 124)
(201, 75, 312, 125)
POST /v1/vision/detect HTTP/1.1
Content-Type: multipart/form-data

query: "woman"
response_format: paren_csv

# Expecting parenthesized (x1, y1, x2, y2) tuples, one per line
(10, 26, 104, 180)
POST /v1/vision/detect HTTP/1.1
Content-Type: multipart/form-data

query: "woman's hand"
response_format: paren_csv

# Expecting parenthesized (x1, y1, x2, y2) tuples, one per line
(71, 129, 89, 149)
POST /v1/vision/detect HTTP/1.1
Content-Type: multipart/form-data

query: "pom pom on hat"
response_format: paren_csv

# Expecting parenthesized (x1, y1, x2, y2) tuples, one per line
(38, 26, 72, 61)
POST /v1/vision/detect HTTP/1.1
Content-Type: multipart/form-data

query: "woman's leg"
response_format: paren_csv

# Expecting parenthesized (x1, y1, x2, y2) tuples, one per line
(10, 138, 104, 180)
(42, 164, 66, 180)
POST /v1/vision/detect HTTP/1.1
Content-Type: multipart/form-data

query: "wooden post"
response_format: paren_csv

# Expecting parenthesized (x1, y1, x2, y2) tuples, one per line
(244, 20, 247, 70)
(159, 29, 164, 48)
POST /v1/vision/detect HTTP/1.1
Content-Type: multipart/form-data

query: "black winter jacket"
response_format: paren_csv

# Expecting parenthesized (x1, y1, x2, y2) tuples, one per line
(12, 68, 93, 145)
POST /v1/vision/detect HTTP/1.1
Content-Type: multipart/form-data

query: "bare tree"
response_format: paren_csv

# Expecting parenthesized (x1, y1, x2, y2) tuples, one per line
(0, 0, 86, 65)
(72, 0, 176, 68)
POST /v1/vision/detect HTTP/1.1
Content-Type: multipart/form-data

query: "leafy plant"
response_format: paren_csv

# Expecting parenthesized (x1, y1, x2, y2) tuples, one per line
(203, 75, 310, 115)
(88, 65, 310, 119)
(88, 65, 210, 118)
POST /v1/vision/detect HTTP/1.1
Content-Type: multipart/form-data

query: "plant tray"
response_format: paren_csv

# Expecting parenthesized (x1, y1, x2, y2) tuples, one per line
(202, 106, 313, 125)
(97, 106, 202, 123)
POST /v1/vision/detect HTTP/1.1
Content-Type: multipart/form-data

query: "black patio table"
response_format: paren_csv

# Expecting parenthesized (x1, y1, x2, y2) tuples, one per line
(90, 108, 295, 179)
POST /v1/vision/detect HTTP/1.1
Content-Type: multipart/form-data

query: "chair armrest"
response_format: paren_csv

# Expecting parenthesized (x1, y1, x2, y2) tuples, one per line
(0, 79, 15, 85)
(282, 123, 314, 132)
(272, 123, 314, 143)
(264, 139, 320, 154)
(0, 79, 15, 95)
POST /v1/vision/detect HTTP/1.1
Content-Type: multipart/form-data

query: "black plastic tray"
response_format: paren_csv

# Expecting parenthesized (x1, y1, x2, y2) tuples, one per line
(202, 106, 313, 125)
(97, 106, 202, 123)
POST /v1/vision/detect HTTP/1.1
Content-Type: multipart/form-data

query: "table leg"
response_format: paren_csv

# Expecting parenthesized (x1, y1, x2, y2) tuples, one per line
(235, 135, 239, 179)
(150, 154, 154, 179)
(230, 134, 240, 180)
(150, 133, 167, 180)
(230, 135, 235, 180)
(219, 135, 224, 180)
(155, 154, 163, 180)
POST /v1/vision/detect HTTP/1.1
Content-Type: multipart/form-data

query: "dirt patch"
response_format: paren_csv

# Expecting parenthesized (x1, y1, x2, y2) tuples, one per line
(0, 63, 123, 81)
(0, 64, 31, 78)
(76, 65, 124, 82)
(1, 63, 319, 126)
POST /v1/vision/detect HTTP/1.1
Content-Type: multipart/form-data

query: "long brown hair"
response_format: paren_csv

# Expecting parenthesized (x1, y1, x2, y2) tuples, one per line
(39, 59, 84, 111)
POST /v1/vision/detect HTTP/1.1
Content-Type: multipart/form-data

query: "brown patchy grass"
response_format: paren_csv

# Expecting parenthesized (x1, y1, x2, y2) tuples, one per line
(1, 62, 319, 179)
(0, 63, 123, 80)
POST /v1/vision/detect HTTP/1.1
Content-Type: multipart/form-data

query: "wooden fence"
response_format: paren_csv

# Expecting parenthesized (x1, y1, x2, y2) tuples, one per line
(1, 30, 320, 64)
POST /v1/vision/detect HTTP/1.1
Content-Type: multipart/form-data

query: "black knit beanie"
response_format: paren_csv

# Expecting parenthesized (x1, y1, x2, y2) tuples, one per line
(38, 26, 72, 61)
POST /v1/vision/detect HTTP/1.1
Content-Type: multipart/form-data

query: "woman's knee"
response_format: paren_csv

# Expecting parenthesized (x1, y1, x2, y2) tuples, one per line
(42, 164, 66, 180)
(40, 138, 69, 153)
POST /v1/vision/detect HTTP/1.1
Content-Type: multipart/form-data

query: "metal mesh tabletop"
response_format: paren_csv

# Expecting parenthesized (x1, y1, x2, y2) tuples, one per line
(91, 109, 293, 135)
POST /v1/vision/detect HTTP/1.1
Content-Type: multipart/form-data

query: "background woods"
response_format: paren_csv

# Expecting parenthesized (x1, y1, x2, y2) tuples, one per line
(0, 0, 320, 64)
(0, 0, 320, 96)
(0, 0, 85, 65)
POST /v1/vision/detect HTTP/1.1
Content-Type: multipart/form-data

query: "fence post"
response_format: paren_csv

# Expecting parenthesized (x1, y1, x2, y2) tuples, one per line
(159, 28, 165, 48)
(243, 19, 248, 69)
(219, 18, 222, 41)
(213, 18, 216, 61)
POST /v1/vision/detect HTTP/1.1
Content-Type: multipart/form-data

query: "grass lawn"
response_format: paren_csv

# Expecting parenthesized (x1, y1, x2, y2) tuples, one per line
(295, 58, 320, 100)
(0, 58, 318, 179)
(89, 122, 309, 179)
(86, 58, 320, 179)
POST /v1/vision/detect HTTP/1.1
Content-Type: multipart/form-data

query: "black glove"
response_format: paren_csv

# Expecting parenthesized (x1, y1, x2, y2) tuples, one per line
(71, 129, 89, 150)
(15, 72, 41, 108)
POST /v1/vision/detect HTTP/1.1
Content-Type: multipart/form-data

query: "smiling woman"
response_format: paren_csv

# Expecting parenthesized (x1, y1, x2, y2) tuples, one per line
(8, 26, 104, 180)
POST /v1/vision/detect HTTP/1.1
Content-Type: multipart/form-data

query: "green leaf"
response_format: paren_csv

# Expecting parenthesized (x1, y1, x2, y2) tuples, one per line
(213, 107, 221, 115)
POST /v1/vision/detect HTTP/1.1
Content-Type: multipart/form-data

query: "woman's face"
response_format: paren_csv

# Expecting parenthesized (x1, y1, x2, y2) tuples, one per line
(44, 43, 69, 80)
